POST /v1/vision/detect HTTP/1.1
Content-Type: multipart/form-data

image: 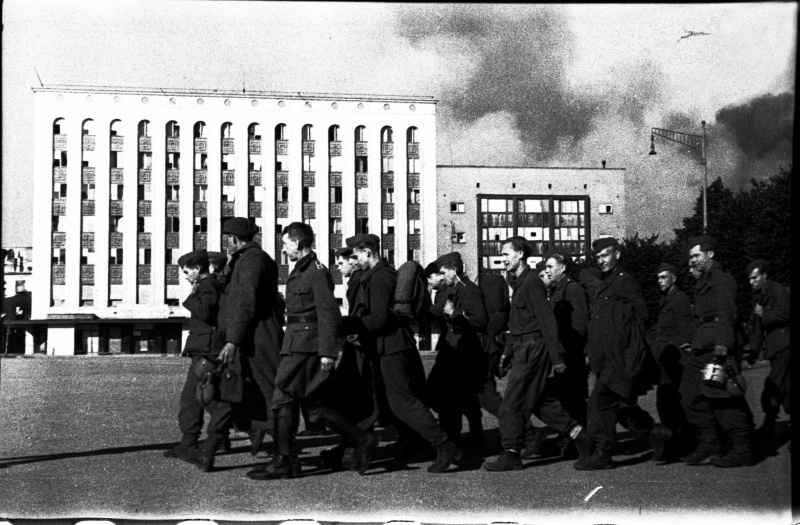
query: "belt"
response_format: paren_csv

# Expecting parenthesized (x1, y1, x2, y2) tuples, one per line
(286, 314, 318, 324)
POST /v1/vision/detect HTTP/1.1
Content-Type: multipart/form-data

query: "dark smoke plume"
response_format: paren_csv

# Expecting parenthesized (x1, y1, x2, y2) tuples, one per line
(397, 5, 601, 162)
(716, 92, 794, 159)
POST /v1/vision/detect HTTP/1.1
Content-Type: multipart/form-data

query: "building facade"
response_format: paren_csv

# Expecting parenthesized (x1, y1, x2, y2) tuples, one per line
(437, 165, 626, 280)
(31, 86, 437, 355)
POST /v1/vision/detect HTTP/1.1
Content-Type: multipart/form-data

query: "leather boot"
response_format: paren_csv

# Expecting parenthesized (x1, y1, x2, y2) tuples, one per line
(193, 437, 219, 473)
(483, 449, 523, 471)
(320, 443, 347, 470)
(164, 434, 198, 458)
(248, 429, 266, 456)
(428, 440, 463, 473)
(573, 447, 614, 470)
(650, 424, 673, 462)
(680, 429, 720, 465)
(247, 454, 294, 480)
(570, 425, 592, 462)
(711, 432, 753, 468)
(353, 432, 381, 475)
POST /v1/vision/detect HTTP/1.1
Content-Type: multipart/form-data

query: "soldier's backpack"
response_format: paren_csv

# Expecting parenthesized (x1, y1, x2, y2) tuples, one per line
(394, 260, 432, 325)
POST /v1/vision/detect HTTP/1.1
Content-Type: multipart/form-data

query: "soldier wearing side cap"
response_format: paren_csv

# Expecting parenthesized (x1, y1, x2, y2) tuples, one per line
(575, 237, 662, 470)
(744, 259, 789, 445)
(425, 252, 488, 448)
(344, 234, 463, 473)
(647, 261, 695, 461)
(248, 223, 379, 479)
(164, 249, 231, 469)
(215, 217, 285, 469)
(484, 237, 591, 471)
(679, 235, 754, 468)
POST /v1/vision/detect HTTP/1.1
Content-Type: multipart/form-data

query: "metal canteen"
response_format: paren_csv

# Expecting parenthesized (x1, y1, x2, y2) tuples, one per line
(701, 362, 727, 389)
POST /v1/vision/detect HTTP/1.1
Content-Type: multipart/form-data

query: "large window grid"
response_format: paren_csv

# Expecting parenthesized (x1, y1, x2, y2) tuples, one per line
(275, 124, 289, 283)
(108, 119, 124, 306)
(328, 125, 343, 281)
(354, 125, 369, 235)
(80, 119, 97, 307)
(137, 120, 153, 304)
(477, 195, 590, 278)
(406, 127, 421, 261)
(193, 121, 208, 249)
(51, 118, 68, 307)
(220, 122, 236, 251)
(247, 123, 263, 247)
(301, 124, 316, 241)
(380, 126, 395, 265)
(165, 120, 181, 305)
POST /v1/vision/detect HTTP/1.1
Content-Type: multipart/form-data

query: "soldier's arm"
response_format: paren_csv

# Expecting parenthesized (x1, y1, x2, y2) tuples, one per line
(427, 289, 449, 319)
(618, 276, 649, 324)
(355, 271, 393, 333)
(452, 286, 487, 329)
(224, 257, 262, 345)
(182, 281, 220, 325)
(673, 292, 695, 345)
(567, 281, 589, 339)
(310, 267, 343, 358)
(761, 284, 790, 326)
(715, 273, 738, 349)
(528, 279, 565, 365)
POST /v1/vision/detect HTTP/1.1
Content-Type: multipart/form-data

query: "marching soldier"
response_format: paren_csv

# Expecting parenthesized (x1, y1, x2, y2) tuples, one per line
(680, 236, 754, 467)
(426, 252, 488, 448)
(248, 223, 379, 480)
(485, 237, 590, 471)
(648, 262, 695, 461)
(575, 237, 661, 470)
(216, 217, 284, 467)
(344, 234, 463, 473)
(745, 259, 790, 443)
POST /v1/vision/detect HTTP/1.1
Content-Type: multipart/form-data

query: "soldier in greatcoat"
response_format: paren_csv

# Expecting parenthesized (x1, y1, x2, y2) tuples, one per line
(679, 235, 754, 468)
(647, 262, 695, 461)
(745, 259, 790, 443)
(248, 223, 378, 479)
(216, 217, 284, 464)
(344, 234, 463, 473)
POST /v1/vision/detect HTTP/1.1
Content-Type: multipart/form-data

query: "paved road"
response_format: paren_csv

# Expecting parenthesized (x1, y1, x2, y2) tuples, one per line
(0, 354, 792, 524)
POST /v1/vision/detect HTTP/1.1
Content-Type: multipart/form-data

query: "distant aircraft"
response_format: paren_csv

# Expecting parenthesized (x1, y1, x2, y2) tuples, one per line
(679, 30, 711, 41)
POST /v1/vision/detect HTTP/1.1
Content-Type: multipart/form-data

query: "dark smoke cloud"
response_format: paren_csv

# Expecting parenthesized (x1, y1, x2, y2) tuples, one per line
(397, 5, 601, 162)
(715, 92, 794, 159)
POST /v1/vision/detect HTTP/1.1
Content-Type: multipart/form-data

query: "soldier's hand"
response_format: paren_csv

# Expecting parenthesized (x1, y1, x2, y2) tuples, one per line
(218, 343, 238, 363)
(753, 304, 764, 317)
(713, 345, 728, 357)
(553, 363, 567, 374)
(443, 300, 455, 316)
(320, 356, 336, 372)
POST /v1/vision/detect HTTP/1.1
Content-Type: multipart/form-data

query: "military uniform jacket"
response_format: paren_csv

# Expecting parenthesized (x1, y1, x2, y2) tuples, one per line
(347, 260, 416, 356)
(432, 277, 487, 349)
(218, 242, 284, 355)
(549, 275, 588, 357)
(651, 285, 694, 360)
(282, 251, 342, 358)
(602, 266, 649, 326)
(508, 265, 565, 366)
(182, 276, 223, 356)
(750, 279, 790, 359)
(691, 261, 737, 350)
(346, 271, 362, 316)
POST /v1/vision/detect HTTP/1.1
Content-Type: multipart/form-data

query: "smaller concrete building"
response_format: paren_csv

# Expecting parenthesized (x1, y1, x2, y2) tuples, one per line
(436, 165, 626, 280)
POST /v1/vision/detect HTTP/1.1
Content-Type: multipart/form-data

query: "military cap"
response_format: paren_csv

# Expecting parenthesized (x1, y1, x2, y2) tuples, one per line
(579, 267, 603, 284)
(435, 252, 463, 272)
(423, 261, 441, 278)
(746, 259, 769, 276)
(350, 233, 381, 251)
(535, 260, 547, 272)
(222, 217, 259, 238)
(657, 262, 678, 275)
(207, 251, 227, 269)
(334, 245, 353, 258)
(177, 249, 209, 267)
(591, 237, 619, 254)
(687, 235, 717, 252)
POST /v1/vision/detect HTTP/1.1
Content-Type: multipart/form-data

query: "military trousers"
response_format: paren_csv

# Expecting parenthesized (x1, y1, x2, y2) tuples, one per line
(178, 356, 232, 441)
(586, 380, 654, 453)
(498, 339, 576, 450)
(231, 344, 280, 434)
(680, 349, 754, 444)
(655, 344, 687, 431)
(762, 348, 790, 415)
(378, 348, 449, 448)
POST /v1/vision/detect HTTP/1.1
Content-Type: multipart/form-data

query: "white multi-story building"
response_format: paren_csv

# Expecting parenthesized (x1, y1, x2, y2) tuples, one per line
(31, 85, 437, 355)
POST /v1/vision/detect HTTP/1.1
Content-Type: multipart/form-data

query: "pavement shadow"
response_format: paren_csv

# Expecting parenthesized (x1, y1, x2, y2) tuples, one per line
(0, 441, 188, 468)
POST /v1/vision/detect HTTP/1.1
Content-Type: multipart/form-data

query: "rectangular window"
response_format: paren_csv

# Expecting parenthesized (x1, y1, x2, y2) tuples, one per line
(452, 232, 466, 244)
(450, 202, 465, 213)
(477, 195, 589, 278)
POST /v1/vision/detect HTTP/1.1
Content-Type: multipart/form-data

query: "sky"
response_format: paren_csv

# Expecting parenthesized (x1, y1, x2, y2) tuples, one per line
(2, 1, 796, 247)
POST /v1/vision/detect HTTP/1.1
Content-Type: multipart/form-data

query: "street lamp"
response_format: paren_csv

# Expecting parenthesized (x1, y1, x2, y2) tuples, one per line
(649, 121, 708, 233)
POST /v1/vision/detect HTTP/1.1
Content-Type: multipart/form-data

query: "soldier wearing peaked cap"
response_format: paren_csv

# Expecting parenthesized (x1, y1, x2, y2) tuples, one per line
(165, 249, 232, 468)
(744, 259, 789, 445)
(679, 236, 754, 468)
(214, 217, 284, 468)
(343, 235, 463, 473)
(426, 252, 489, 449)
(576, 237, 661, 470)
(249, 223, 379, 479)
(646, 261, 694, 461)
